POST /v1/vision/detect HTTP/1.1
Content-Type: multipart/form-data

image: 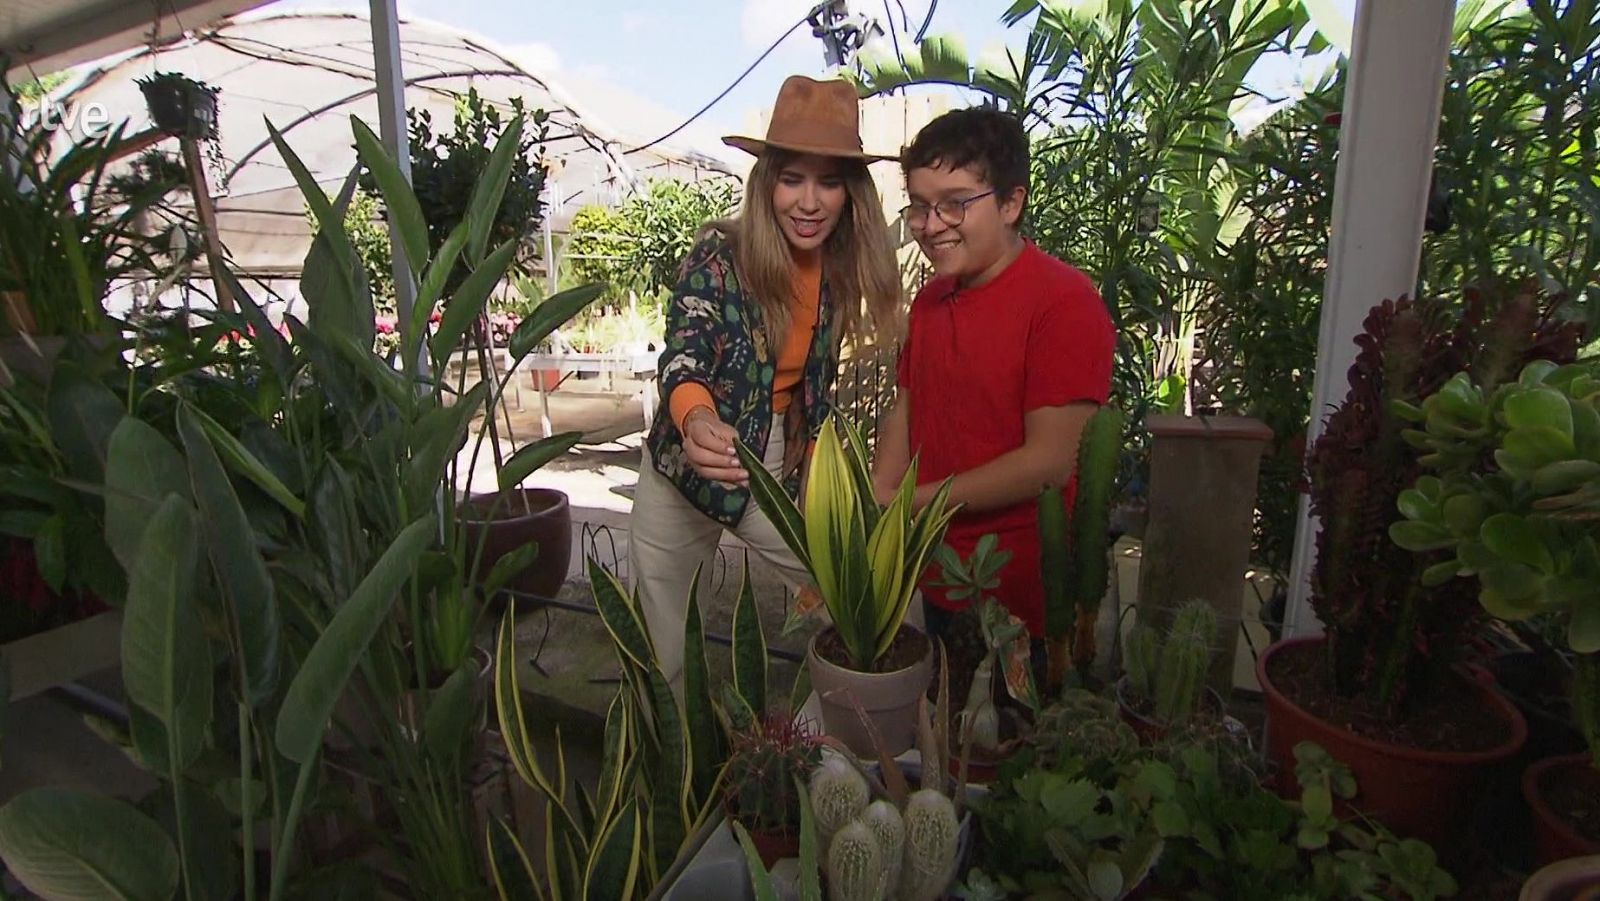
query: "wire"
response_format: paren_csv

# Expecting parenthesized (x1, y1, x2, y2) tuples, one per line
(883, 0, 906, 68)
(621, 11, 813, 155)
(914, 0, 938, 42)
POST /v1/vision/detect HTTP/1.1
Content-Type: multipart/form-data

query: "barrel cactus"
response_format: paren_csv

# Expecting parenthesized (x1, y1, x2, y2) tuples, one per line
(810, 756, 868, 847)
(826, 820, 883, 901)
(861, 800, 905, 898)
(898, 789, 959, 901)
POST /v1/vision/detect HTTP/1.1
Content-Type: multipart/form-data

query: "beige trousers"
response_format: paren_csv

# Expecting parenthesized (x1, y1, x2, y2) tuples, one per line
(629, 431, 810, 686)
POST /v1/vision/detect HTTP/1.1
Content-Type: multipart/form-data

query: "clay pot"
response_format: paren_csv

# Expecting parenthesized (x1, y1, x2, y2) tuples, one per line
(808, 625, 933, 758)
(1525, 754, 1600, 866)
(740, 825, 799, 869)
(1258, 635, 1527, 848)
(459, 487, 572, 603)
(1519, 855, 1600, 901)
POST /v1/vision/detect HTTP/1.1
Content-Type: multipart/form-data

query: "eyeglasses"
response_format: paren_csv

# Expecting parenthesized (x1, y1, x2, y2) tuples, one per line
(900, 190, 997, 229)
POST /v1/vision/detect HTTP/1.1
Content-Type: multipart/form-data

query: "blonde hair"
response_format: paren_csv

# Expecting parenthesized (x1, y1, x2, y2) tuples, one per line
(702, 149, 901, 352)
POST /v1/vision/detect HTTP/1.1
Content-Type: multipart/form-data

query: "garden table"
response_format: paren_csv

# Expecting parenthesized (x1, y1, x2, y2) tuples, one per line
(521, 349, 659, 437)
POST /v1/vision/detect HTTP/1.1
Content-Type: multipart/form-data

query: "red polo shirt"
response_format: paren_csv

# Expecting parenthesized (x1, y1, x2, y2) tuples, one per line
(896, 240, 1114, 635)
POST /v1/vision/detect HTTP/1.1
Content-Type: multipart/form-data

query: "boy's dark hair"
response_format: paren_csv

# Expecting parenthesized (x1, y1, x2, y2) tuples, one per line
(901, 106, 1029, 207)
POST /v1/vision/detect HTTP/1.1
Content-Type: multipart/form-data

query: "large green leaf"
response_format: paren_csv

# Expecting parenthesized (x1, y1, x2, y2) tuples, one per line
(267, 119, 369, 341)
(507, 284, 606, 361)
(430, 238, 519, 364)
(589, 557, 654, 669)
(187, 405, 305, 518)
(423, 659, 480, 762)
(681, 567, 720, 800)
(735, 439, 811, 570)
(645, 667, 688, 876)
(0, 788, 178, 901)
(104, 417, 191, 574)
(350, 115, 429, 268)
(732, 556, 767, 718)
(581, 800, 640, 901)
(44, 363, 125, 483)
(497, 431, 583, 491)
(276, 515, 436, 764)
(121, 494, 211, 774)
(404, 381, 487, 510)
(465, 114, 524, 266)
(178, 405, 281, 706)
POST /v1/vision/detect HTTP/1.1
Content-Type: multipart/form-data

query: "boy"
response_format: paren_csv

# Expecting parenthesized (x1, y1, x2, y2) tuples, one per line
(871, 106, 1114, 642)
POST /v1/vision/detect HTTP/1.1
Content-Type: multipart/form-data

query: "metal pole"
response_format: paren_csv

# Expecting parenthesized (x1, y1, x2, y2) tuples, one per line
(367, 0, 424, 376)
(537, 178, 557, 437)
(1282, 0, 1456, 637)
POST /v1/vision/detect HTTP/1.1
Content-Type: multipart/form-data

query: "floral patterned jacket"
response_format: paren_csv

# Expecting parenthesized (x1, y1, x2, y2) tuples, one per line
(647, 235, 839, 526)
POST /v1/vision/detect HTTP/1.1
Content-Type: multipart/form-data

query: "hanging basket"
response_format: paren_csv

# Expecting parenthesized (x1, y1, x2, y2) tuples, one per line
(137, 73, 219, 140)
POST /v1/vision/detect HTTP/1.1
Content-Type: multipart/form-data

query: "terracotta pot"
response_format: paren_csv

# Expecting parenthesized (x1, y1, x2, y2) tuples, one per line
(742, 825, 799, 869)
(1519, 855, 1600, 901)
(531, 368, 563, 391)
(946, 739, 1021, 785)
(808, 625, 933, 758)
(460, 487, 572, 603)
(1525, 754, 1600, 866)
(1258, 635, 1527, 848)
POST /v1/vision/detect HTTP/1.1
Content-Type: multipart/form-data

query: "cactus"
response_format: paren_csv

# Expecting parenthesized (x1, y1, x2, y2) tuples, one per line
(899, 789, 960, 901)
(1124, 623, 1160, 701)
(1152, 601, 1217, 724)
(810, 756, 869, 848)
(861, 800, 905, 898)
(826, 821, 883, 901)
(722, 714, 822, 836)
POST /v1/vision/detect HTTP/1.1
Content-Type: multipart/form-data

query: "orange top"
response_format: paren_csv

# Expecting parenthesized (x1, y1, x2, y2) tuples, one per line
(670, 254, 822, 431)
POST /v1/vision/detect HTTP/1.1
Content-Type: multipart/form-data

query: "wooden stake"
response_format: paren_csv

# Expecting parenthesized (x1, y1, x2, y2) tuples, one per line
(179, 136, 234, 314)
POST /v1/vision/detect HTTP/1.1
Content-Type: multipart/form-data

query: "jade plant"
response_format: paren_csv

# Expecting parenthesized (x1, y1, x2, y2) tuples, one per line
(1390, 359, 1600, 762)
(1304, 290, 1580, 715)
(1121, 599, 1218, 727)
(1039, 405, 1125, 686)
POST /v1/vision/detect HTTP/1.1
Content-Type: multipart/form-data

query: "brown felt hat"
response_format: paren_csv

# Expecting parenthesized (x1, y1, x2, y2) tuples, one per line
(723, 75, 897, 162)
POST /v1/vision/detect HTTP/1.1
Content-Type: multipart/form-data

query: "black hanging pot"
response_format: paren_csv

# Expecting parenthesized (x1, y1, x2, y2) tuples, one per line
(137, 73, 218, 140)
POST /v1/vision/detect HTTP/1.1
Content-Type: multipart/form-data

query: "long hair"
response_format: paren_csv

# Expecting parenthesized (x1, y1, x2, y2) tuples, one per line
(702, 148, 901, 352)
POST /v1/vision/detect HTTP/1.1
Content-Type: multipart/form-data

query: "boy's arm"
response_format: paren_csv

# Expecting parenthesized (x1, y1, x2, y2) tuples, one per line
(912, 402, 1098, 513)
(870, 393, 912, 506)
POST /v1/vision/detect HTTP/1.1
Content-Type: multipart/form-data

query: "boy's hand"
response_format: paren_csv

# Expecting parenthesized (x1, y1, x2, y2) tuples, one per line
(682, 406, 749, 486)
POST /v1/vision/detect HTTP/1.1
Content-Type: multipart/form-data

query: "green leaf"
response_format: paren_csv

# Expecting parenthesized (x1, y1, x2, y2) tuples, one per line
(589, 557, 654, 669)
(276, 515, 436, 764)
(733, 555, 767, 718)
(1087, 858, 1125, 901)
(682, 566, 720, 799)
(732, 822, 781, 901)
(188, 405, 306, 518)
(120, 494, 211, 774)
(1504, 387, 1574, 439)
(1480, 513, 1555, 573)
(0, 787, 178, 901)
(498, 431, 583, 491)
(482, 543, 541, 598)
(581, 800, 641, 901)
(1388, 520, 1456, 553)
(46, 362, 126, 484)
(508, 284, 605, 362)
(104, 417, 190, 574)
(1569, 598, 1600, 654)
(430, 238, 519, 363)
(423, 660, 480, 762)
(178, 405, 281, 705)
(1298, 0, 1352, 52)
(736, 439, 811, 571)
(466, 115, 524, 266)
(350, 115, 429, 268)
(33, 514, 65, 593)
(404, 381, 487, 510)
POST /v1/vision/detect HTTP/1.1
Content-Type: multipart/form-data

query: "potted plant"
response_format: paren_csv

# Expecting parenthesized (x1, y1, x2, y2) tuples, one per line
(1116, 599, 1220, 744)
(1390, 358, 1600, 867)
(1256, 290, 1577, 846)
(931, 535, 1039, 780)
(739, 413, 958, 757)
(135, 72, 219, 139)
(721, 713, 823, 867)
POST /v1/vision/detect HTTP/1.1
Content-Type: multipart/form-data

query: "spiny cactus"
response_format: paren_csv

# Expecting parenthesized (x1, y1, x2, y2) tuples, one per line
(861, 800, 905, 898)
(899, 789, 960, 901)
(1124, 623, 1160, 701)
(1152, 601, 1217, 724)
(722, 714, 822, 835)
(810, 756, 869, 848)
(826, 820, 883, 901)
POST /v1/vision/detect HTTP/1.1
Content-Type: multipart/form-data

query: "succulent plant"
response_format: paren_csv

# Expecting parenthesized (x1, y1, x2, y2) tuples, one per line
(1151, 601, 1218, 725)
(861, 800, 905, 897)
(899, 789, 960, 901)
(722, 712, 822, 836)
(827, 820, 883, 901)
(810, 755, 869, 848)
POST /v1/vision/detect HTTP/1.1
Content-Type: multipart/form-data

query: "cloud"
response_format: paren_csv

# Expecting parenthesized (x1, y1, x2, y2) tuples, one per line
(506, 40, 562, 73)
(739, 0, 819, 49)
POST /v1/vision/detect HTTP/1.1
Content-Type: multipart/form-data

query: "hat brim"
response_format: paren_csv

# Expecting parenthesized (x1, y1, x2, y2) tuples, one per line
(722, 135, 898, 163)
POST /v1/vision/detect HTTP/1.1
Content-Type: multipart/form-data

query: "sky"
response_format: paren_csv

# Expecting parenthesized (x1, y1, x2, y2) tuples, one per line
(272, 0, 1359, 154)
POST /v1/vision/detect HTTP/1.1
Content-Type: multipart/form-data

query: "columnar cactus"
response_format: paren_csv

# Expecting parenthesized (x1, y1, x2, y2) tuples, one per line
(861, 800, 905, 898)
(898, 789, 959, 901)
(809, 756, 868, 848)
(826, 821, 883, 901)
(1124, 623, 1159, 701)
(1152, 600, 1217, 724)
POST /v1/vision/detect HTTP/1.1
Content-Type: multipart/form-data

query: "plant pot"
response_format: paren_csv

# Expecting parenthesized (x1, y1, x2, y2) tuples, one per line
(808, 625, 933, 758)
(139, 78, 217, 139)
(460, 487, 572, 603)
(1519, 855, 1600, 901)
(740, 824, 799, 870)
(1258, 635, 1527, 848)
(948, 738, 1022, 785)
(532, 368, 563, 390)
(1525, 754, 1600, 866)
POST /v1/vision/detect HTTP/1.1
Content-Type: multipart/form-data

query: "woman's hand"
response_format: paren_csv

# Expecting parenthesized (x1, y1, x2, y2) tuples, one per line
(682, 406, 749, 486)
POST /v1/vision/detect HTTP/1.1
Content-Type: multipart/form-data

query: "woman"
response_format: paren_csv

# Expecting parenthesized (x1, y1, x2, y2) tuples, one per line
(629, 75, 901, 685)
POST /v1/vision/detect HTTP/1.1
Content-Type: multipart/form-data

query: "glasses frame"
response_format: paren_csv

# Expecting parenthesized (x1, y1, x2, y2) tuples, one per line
(901, 189, 998, 230)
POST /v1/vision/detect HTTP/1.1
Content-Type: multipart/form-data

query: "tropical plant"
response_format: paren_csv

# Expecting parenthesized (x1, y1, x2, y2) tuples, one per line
(566, 178, 739, 300)
(1305, 289, 1581, 716)
(1391, 358, 1600, 763)
(739, 413, 957, 672)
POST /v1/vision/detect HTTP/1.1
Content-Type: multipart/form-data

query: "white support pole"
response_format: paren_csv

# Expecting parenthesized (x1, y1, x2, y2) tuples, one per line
(1282, 0, 1456, 637)
(367, 0, 420, 368)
